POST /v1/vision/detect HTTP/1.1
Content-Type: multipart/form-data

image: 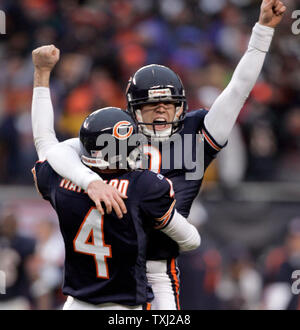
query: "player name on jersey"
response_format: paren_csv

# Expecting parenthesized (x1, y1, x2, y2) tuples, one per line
(59, 178, 84, 193)
(59, 178, 129, 195)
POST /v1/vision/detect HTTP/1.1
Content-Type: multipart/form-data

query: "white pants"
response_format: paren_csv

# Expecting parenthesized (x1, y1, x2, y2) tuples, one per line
(63, 296, 143, 310)
(146, 258, 180, 310)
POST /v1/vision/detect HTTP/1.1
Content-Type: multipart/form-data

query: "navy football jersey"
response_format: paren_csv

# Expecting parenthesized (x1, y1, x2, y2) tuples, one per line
(144, 109, 225, 260)
(33, 161, 176, 306)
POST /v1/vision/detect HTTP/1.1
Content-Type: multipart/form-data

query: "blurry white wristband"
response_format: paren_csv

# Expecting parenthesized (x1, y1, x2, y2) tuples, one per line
(249, 22, 274, 53)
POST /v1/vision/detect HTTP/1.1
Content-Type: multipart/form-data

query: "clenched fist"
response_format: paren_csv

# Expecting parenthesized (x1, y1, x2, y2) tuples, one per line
(259, 0, 286, 28)
(32, 44, 60, 72)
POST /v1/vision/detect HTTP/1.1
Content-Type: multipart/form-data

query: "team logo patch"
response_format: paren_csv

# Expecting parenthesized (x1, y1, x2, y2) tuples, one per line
(112, 121, 134, 140)
(148, 88, 172, 98)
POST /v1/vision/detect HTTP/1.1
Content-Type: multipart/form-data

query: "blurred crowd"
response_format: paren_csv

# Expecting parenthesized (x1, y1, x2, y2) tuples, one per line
(0, 0, 300, 184)
(0, 208, 65, 309)
(0, 0, 300, 310)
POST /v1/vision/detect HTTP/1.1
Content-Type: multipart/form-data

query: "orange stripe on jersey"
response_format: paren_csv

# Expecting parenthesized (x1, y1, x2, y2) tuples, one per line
(202, 129, 221, 151)
(32, 161, 48, 196)
(165, 178, 175, 198)
(155, 212, 172, 230)
(60, 178, 66, 187)
(31, 166, 42, 196)
(31, 167, 36, 180)
(155, 200, 176, 222)
(144, 303, 151, 310)
(170, 258, 180, 310)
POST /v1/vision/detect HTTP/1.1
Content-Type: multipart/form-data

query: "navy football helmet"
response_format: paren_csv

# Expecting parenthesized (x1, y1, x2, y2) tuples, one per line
(79, 107, 139, 169)
(126, 64, 187, 141)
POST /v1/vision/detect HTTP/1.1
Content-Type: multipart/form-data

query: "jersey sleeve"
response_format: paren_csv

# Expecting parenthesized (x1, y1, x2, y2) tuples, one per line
(192, 109, 227, 158)
(32, 160, 57, 203)
(138, 172, 176, 230)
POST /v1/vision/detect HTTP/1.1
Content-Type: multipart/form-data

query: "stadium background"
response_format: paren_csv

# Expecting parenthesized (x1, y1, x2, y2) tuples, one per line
(0, 0, 300, 309)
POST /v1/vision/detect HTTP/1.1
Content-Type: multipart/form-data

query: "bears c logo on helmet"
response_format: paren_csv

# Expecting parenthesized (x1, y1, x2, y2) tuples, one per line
(113, 121, 134, 140)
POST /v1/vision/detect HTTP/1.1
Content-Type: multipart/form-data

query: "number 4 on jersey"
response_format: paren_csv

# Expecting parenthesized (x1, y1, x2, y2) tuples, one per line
(73, 208, 112, 279)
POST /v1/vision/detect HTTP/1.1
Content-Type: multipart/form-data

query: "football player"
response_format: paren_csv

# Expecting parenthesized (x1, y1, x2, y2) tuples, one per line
(32, 107, 200, 310)
(31, 0, 286, 309)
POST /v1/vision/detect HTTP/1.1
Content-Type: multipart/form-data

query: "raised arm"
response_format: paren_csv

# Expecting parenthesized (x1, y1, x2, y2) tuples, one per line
(31, 45, 60, 160)
(31, 45, 127, 218)
(204, 0, 286, 146)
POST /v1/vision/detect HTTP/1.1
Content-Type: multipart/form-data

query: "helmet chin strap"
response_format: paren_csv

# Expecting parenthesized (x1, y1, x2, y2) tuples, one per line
(136, 105, 183, 142)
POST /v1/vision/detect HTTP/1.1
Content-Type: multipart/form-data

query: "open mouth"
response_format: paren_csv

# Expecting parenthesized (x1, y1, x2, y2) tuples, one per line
(153, 118, 169, 131)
